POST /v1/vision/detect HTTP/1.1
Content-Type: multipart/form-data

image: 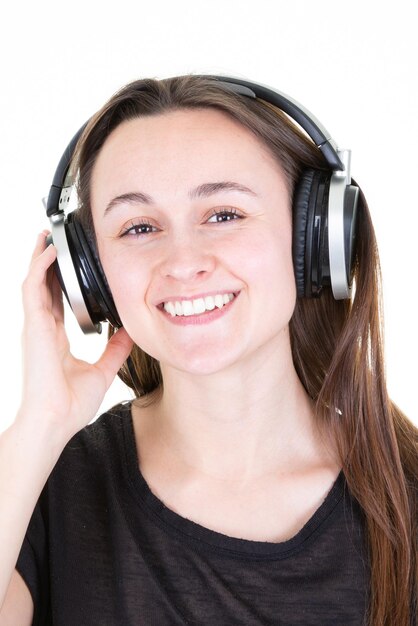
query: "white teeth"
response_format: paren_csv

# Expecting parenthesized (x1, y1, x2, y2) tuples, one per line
(163, 293, 235, 317)
(214, 294, 224, 309)
(192, 298, 206, 315)
(182, 300, 194, 316)
(204, 296, 215, 311)
(165, 301, 176, 316)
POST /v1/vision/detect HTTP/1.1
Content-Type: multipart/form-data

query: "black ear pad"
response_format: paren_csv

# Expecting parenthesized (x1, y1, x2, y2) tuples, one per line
(292, 169, 331, 298)
(66, 212, 122, 328)
(343, 183, 359, 287)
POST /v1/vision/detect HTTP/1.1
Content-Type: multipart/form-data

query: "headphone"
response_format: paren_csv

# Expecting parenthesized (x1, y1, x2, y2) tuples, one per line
(45, 74, 360, 334)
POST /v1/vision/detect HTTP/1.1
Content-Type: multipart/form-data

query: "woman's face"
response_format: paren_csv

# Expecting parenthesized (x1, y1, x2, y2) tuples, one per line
(91, 108, 297, 375)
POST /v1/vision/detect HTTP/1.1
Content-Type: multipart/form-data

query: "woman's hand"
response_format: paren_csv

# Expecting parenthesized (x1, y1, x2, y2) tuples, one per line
(17, 231, 134, 443)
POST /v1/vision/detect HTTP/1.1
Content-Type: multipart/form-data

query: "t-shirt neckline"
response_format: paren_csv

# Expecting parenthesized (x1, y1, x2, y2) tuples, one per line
(119, 401, 346, 559)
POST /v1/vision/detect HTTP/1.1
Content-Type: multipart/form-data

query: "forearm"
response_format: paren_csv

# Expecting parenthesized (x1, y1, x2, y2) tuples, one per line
(0, 416, 66, 610)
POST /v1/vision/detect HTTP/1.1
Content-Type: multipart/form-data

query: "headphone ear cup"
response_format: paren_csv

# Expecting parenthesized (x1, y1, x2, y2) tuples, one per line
(68, 212, 122, 328)
(292, 169, 331, 298)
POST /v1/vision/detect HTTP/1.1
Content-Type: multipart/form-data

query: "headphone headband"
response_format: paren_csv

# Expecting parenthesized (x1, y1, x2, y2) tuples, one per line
(46, 122, 88, 218)
(46, 74, 346, 219)
(195, 75, 345, 170)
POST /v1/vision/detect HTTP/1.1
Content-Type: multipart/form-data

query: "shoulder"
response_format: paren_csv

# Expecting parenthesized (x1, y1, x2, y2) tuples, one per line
(69, 400, 131, 442)
(55, 400, 133, 475)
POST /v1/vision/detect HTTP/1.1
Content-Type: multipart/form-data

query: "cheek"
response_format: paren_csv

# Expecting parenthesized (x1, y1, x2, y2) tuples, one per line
(243, 219, 295, 286)
(99, 244, 148, 313)
(247, 221, 297, 325)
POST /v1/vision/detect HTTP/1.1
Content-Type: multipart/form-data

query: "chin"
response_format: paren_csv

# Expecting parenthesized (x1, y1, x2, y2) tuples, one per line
(161, 348, 243, 377)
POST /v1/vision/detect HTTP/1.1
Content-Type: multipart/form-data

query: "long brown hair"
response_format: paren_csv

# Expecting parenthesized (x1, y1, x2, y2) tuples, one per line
(74, 74, 418, 625)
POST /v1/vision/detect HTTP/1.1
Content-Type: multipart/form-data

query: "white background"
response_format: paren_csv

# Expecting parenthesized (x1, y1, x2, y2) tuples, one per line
(0, 0, 417, 432)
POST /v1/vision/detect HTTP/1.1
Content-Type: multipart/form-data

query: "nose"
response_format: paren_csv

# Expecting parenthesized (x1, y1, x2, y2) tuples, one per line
(158, 232, 216, 282)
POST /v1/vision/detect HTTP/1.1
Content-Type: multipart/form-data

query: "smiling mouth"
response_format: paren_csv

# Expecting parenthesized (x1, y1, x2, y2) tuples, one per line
(158, 292, 239, 317)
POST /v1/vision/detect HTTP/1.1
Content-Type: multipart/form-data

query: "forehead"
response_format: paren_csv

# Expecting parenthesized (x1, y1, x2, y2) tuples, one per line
(90, 108, 286, 201)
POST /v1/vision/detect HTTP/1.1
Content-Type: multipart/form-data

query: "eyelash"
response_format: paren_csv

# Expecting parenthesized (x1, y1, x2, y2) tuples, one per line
(119, 208, 243, 238)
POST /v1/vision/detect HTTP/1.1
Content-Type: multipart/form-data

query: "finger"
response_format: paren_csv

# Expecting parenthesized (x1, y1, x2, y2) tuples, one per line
(28, 239, 57, 281)
(94, 327, 134, 390)
(30, 231, 50, 263)
(47, 262, 65, 323)
(22, 242, 57, 313)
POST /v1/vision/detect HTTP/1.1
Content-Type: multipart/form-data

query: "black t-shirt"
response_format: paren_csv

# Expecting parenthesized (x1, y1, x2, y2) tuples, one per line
(16, 401, 371, 625)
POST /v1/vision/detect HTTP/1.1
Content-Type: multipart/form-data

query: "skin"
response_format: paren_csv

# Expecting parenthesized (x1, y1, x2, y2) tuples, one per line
(90, 109, 340, 541)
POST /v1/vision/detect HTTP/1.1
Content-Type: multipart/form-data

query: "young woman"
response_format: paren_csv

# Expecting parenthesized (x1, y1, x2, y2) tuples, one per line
(0, 74, 416, 625)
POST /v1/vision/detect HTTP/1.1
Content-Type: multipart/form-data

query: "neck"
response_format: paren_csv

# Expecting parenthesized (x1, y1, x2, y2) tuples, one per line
(133, 329, 338, 483)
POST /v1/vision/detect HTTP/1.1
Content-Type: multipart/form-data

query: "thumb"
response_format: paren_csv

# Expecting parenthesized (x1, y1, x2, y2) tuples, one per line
(95, 327, 134, 390)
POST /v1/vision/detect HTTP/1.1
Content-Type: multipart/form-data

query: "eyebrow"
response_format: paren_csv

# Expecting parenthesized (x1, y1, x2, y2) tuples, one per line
(104, 181, 258, 216)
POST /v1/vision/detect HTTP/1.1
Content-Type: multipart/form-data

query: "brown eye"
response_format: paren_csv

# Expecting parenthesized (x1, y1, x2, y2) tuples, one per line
(120, 220, 159, 237)
(207, 208, 243, 223)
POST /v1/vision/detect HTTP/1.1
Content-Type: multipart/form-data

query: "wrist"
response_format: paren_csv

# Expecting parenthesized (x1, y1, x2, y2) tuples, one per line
(12, 409, 70, 459)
